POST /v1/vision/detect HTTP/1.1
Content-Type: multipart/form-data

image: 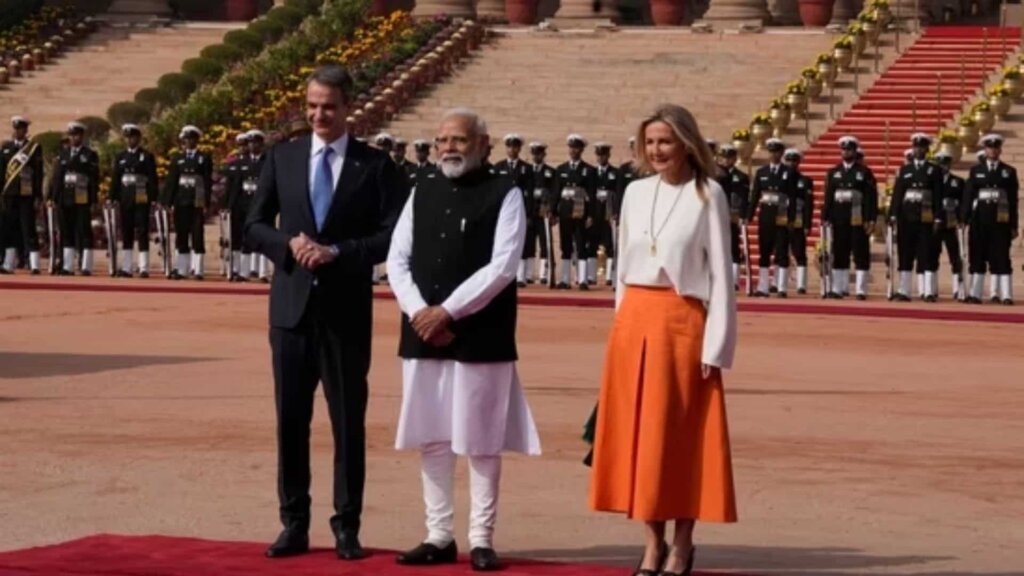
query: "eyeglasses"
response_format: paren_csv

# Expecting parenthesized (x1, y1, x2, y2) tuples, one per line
(434, 135, 471, 147)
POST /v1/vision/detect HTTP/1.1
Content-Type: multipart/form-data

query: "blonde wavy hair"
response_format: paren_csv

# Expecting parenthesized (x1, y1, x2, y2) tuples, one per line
(636, 104, 720, 203)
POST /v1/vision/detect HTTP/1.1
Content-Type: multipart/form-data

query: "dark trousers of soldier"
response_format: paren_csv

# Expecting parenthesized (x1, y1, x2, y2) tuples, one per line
(929, 228, 962, 275)
(729, 223, 742, 264)
(831, 222, 871, 270)
(229, 207, 250, 253)
(60, 205, 93, 252)
(789, 228, 808, 266)
(897, 220, 932, 272)
(559, 218, 587, 259)
(523, 217, 548, 259)
(968, 224, 1012, 274)
(120, 204, 150, 251)
(593, 220, 615, 259)
(5, 197, 38, 252)
(174, 206, 205, 254)
(757, 219, 790, 268)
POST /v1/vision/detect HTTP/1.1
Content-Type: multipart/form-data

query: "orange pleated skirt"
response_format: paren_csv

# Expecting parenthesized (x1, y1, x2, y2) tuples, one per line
(589, 286, 737, 522)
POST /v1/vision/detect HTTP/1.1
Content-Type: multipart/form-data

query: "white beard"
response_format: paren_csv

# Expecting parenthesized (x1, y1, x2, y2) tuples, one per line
(441, 153, 481, 179)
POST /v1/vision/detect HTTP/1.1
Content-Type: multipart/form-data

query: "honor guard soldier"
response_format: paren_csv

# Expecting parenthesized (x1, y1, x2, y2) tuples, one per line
(410, 139, 435, 182)
(555, 133, 596, 290)
(748, 138, 799, 297)
(111, 124, 158, 277)
(227, 130, 265, 281)
(971, 149, 1003, 302)
(1, 116, 43, 274)
(51, 121, 100, 276)
(375, 132, 395, 155)
(528, 141, 556, 285)
(963, 133, 1018, 305)
(494, 133, 533, 286)
(903, 148, 914, 165)
(931, 151, 966, 299)
(392, 138, 411, 172)
(891, 133, 943, 302)
(823, 136, 878, 299)
(616, 136, 638, 217)
(162, 125, 213, 280)
(716, 143, 750, 289)
(246, 131, 271, 283)
(784, 148, 814, 294)
(592, 142, 619, 286)
(223, 133, 249, 279)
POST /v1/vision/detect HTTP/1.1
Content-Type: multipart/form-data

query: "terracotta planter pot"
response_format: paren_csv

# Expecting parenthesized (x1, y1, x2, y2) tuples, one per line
(506, 0, 539, 24)
(798, 0, 834, 26)
(649, 0, 686, 25)
(224, 0, 258, 21)
(21, 55, 35, 71)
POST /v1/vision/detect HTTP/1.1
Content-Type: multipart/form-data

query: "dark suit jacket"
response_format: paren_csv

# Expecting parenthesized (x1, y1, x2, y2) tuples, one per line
(245, 135, 409, 330)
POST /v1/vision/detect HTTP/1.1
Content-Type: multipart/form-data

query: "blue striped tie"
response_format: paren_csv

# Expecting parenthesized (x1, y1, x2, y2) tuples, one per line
(311, 146, 334, 231)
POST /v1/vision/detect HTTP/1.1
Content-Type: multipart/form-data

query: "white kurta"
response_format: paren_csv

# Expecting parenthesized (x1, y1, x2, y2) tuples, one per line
(386, 185, 542, 457)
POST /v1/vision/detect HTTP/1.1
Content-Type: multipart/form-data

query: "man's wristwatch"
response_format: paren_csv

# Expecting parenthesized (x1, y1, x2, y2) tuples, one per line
(328, 244, 341, 258)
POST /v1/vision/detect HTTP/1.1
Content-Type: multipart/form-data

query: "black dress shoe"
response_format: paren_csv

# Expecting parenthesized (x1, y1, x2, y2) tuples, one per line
(80, 270, 91, 277)
(990, 295, 1000, 303)
(194, 274, 204, 281)
(139, 271, 149, 279)
(797, 288, 807, 295)
(265, 528, 309, 558)
(578, 283, 589, 291)
(556, 282, 569, 290)
(966, 296, 982, 304)
(470, 547, 501, 572)
(335, 531, 367, 560)
(856, 294, 867, 301)
(30, 269, 40, 275)
(396, 541, 458, 565)
(924, 295, 938, 303)
(516, 281, 527, 288)
(1003, 299, 1014, 306)
(776, 292, 787, 299)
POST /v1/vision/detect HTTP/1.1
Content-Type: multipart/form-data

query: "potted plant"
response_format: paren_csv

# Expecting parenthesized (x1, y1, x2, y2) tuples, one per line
(750, 112, 773, 146)
(802, 67, 823, 98)
(798, 0, 834, 27)
(1003, 66, 1023, 99)
(847, 22, 867, 56)
(816, 53, 837, 87)
(769, 98, 791, 136)
(786, 81, 808, 116)
(957, 116, 979, 152)
(859, 12, 881, 45)
(988, 85, 1012, 119)
(868, 0, 892, 25)
(972, 101, 995, 133)
(732, 128, 754, 163)
(936, 129, 962, 163)
(833, 36, 854, 72)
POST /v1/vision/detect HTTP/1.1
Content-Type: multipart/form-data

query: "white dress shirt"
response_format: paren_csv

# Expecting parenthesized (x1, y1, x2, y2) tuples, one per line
(309, 132, 348, 194)
(616, 174, 737, 369)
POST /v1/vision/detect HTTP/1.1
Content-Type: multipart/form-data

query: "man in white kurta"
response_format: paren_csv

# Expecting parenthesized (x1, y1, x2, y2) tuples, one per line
(386, 108, 541, 572)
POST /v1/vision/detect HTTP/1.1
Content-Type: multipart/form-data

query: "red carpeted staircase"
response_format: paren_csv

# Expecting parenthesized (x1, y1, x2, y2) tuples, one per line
(747, 26, 1021, 289)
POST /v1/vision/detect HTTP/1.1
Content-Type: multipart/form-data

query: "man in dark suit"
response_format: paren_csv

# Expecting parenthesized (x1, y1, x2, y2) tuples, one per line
(244, 64, 409, 561)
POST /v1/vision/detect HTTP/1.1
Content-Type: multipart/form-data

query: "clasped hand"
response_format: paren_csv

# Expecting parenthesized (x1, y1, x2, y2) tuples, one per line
(411, 306, 454, 347)
(289, 232, 336, 271)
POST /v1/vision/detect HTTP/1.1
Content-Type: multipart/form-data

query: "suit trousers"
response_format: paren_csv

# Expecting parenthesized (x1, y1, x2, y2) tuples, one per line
(270, 287, 369, 535)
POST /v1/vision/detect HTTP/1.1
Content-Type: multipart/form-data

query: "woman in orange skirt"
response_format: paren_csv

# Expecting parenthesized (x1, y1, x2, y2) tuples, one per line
(589, 104, 737, 576)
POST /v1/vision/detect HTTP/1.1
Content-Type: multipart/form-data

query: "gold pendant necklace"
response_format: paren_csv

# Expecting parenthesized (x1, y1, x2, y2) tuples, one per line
(649, 178, 685, 257)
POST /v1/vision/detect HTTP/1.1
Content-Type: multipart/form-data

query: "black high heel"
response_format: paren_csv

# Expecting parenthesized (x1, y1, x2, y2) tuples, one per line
(633, 541, 668, 576)
(661, 545, 695, 576)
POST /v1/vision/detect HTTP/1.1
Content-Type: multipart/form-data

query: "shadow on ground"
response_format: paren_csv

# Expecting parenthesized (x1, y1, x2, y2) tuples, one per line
(0, 352, 216, 379)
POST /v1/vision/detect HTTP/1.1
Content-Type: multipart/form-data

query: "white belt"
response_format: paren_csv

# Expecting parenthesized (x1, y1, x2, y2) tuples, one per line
(596, 189, 610, 201)
(761, 192, 780, 205)
(835, 189, 855, 203)
(121, 174, 137, 186)
(64, 173, 79, 185)
(561, 188, 576, 200)
(979, 188, 1002, 201)
(180, 175, 197, 188)
(905, 190, 924, 202)
(533, 188, 544, 199)
(243, 180, 258, 193)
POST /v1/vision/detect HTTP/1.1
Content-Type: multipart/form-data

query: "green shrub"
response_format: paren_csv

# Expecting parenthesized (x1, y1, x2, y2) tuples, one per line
(223, 29, 263, 57)
(181, 57, 225, 84)
(106, 101, 151, 127)
(31, 130, 64, 164)
(76, 116, 112, 142)
(157, 72, 198, 103)
(266, 5, 304, 28)
(285, 0, 322, 15)
(200, 43, 244, 65)
(134, 87, 174, 112)
(247, 18, 286, 43)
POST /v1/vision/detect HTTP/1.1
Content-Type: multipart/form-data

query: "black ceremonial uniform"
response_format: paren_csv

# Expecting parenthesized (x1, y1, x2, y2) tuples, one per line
(931, 171, 965, 285)
(525, 161, 556, 273)
(408, 160, 437, 185)
(591, 163, 620, 261)
(789, 170, 814, 268)
(555, 160, 596, 263)
(890, 160, 943, 276)
(717, 165, 750, 266)
(748, 163, 799, 270)
(227, 152, 266, 256)
(823, 161, 877, 274)
(962, 160, 1019, 280)
(616, 160, 638, 220)
(52, 145, 100, 259)
(162, 148, 213, 261)
(112, 147, 158, 254)
(1, 138, 44, 265)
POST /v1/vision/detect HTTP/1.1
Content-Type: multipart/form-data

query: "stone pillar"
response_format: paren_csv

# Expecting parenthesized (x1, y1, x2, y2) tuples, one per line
(107, 0, 172, 15)
(554, 0, 616, 19)
(702, 0, 770, 23)
(829, 0, 861, 26)
(475, 0, 508, 21)
(769, 0, 801, 24)
(413, 0, 477, 17)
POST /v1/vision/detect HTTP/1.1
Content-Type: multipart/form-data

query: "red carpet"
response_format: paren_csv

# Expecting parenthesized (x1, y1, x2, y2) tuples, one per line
(2, 278, 1023, 324)
(0, 535, 750, 576)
